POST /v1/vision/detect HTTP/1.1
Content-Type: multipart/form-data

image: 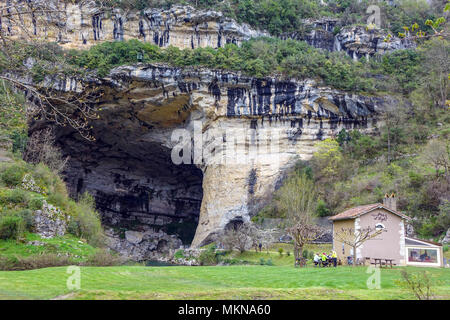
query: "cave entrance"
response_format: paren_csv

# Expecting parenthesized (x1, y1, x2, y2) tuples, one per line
(60, 136, 204, 249)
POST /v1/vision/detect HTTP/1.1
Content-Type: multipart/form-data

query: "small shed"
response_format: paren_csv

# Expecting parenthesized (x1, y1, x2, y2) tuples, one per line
(405, 237, 444, 267)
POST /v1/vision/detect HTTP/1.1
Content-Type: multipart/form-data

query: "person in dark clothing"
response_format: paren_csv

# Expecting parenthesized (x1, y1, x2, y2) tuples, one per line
(258, 243, 262, 252)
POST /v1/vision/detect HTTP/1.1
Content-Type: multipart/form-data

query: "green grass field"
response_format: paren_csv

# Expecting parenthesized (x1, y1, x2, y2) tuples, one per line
(1, 264, 449, 300)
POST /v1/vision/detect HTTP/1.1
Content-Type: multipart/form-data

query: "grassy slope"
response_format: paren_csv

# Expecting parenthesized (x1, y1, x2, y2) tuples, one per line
(0, 265, 448, 300)
(0, 233, 97, 263)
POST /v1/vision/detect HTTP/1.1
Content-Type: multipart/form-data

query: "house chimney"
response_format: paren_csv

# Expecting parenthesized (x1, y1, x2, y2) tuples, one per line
(383, 193, 397, 211)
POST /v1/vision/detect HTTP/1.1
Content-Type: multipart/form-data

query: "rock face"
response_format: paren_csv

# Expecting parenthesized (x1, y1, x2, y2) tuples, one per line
(2, 1, 412, 59)
(33, 200, 69, 238)
(282, 19, 415, 59)
(0, 1, 266, 50)
(33, 63, 396, 258)
(442, 229, 450, 244)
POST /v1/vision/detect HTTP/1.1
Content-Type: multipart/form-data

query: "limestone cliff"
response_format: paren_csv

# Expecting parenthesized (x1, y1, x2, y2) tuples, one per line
(282, 19, 415, 60)
(0, 1, 266, 50)
(30, 63, 395, 259)
(1, 1, 412, 59)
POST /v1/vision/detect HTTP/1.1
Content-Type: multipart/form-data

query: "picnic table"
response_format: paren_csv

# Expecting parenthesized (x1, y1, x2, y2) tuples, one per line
(372, 258, 394, 268)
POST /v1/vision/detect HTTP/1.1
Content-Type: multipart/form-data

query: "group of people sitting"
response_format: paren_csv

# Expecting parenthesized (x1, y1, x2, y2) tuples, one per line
(313, 251, 338, 267)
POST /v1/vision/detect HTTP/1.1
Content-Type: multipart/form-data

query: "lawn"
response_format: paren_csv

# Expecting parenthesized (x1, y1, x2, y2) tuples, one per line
(0, 264, 449, 300)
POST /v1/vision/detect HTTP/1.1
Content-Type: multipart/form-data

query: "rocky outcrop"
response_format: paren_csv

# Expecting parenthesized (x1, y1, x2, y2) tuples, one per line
(28, 62, 397, 258)
(0, 1, 266, 50)
(105, 227, 182, 261)
(282, 19, 415, 59)
(33, 200, 69, 238)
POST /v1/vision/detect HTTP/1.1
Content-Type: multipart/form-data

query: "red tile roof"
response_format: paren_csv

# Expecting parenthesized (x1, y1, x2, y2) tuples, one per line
(329, 203, 410, 221)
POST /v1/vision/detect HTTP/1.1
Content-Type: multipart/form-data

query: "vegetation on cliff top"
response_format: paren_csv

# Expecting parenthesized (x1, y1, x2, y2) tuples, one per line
(66, 36, 447, 99)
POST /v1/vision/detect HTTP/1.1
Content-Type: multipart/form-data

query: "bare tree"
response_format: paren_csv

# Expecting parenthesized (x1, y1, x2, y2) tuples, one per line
(334, 226, 382, 267)
(286, 223, 323, 260)
(397, 269, 436, 300)
(248, 225, 277, 253)
(0, 0, 102, 140)
(423, 139, 450, 177)
(217, 223, 253, 253)
(23, 127, 68, 173)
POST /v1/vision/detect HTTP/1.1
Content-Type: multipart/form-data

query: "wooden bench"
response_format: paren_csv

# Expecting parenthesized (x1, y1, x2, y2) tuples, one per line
(372, 258, 395, 268)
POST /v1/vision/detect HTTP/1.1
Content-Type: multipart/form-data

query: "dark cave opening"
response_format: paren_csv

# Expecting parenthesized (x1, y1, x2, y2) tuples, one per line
(58, 131, 204, 248)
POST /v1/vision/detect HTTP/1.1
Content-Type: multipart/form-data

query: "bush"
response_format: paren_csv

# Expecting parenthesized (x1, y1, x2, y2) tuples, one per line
(302, 249, 309, 259)
(198, 245, 218, 266)
(443, 245, 448, 253)
(316, 199, 331, 217)
(28, 197, 43, 210)
(0, 214, 25, 240)
(5, 189, 29, 204)
(0, 253, 73, 271)
(278, 248, 284, 256)
(259, 258, 266, 265)
(0, 164, 27, 187)
(16, 209, 34, 231)
(67, 192, 105, 246)
(174, 249, 185, 259)
(83, 249, 122, 266)
(266, 258, 273, 266)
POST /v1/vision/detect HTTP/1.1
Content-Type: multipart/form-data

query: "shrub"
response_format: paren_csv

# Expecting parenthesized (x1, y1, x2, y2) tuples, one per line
(6, 189, 29, 204)
(286, 251, 291, 256)
(278, 248, 284, 256)
(174, 249, 185, 259)
(16, 209, 34, 231)
(67, 192, 105, 246)
(395, 269, 437, 300)
(28, 197, 43, 210)
(0, 214, 25, 240)
(302, 249, 309, 259)
(266, 258, 273, 266)
(316, 199, 331, 217)
(47, 192, 66, 208)
(259, 258, 266, 265)
(198, 245, 218, 266)
(83, 249, 122, 266)
(0, 163, 27, 187)
(1, 253, 73, 271)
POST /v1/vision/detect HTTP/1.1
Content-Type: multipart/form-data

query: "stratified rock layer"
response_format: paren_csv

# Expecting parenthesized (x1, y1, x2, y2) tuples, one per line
(0, 1, 266, 50)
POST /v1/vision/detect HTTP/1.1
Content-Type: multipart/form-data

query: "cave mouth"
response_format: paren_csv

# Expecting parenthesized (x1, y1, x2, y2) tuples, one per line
(59, 132, 204, 249)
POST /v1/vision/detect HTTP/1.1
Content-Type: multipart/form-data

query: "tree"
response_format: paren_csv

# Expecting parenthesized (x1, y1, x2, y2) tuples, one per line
(423, 139, 450, 177)
(217, 223, 253, 253)
(275, 172, 323, 260)
(0, 0, 101, 140)
(419, 38, 450, 109)
(286, 223, 324, 261)
(334, 226, 382, 267)
(311, 138, 344, 182)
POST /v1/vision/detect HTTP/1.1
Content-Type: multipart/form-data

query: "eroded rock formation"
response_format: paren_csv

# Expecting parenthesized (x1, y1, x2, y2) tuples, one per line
(282, 19, 415, 60)
(0, 1, 266, 50)
(31, 64, 396, 259)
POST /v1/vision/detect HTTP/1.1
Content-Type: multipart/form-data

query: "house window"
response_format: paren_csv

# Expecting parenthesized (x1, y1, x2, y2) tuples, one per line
(375, 223, 385, 231)
(407, 248, 438, 263)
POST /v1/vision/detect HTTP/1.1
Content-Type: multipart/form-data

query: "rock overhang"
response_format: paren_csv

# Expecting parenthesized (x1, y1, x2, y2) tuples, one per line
(26, 62, 397, 257)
